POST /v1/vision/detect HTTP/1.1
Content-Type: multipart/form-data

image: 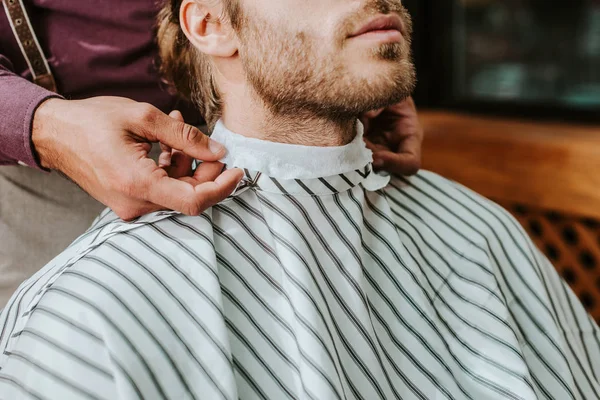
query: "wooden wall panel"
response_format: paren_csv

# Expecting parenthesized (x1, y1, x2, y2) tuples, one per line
(420, 111, 600, 220)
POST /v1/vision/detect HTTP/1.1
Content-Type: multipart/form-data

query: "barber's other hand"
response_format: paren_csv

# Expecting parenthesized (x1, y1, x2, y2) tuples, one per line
(32, 96, 243, 220)
(361, 96, 423, 176)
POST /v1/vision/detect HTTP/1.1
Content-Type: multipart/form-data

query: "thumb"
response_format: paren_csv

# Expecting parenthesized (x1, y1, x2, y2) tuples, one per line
(137, 107, 226, 161)
(168, 110, 185, 122)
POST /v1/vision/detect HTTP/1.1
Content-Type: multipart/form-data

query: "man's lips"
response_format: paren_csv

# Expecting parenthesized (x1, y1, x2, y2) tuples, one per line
(349, 14, 405, 38)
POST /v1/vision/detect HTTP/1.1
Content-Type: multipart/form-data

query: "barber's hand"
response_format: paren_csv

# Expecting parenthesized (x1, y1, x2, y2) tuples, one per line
(32, 96, 244, 220)
(361, 96, 423, 176)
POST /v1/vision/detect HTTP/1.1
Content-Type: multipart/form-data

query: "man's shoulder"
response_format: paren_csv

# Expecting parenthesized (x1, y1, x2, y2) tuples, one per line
(384, 169, 485, 215)
(45, 209, 217, 298)
(2, 211, 216, 331)
(384, 170, 527, 250)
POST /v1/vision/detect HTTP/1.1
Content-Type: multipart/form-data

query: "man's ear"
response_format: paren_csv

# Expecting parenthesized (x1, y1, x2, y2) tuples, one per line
(180, 0, 238, 57)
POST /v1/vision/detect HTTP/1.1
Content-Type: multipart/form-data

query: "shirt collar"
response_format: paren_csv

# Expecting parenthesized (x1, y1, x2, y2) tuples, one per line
(210, 120, 374, 180)
(209, 120, 390, 196)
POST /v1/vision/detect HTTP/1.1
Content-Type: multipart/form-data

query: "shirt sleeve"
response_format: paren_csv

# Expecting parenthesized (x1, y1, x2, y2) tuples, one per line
(0, 54, 63, 169)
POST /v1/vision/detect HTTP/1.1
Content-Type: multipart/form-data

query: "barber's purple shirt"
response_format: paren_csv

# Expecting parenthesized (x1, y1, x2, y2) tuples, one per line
(0, 0, 197, 168)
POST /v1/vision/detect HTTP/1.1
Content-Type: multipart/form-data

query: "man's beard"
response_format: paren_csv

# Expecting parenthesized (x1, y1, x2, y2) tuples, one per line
(236, 0, 416, 121)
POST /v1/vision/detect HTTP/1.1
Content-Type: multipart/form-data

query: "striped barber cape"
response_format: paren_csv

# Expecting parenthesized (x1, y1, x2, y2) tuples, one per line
(0, 122, 598, 400)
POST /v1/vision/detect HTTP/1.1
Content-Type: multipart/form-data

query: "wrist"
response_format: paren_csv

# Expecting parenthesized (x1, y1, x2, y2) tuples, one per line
(32, 98, 67, 170)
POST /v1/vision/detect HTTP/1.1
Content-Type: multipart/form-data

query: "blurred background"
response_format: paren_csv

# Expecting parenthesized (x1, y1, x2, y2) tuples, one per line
(403, 0, 600, 321)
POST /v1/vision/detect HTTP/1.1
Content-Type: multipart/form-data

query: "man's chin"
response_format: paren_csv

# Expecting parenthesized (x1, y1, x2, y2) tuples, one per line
(371, 42, 406, 61)
(323, 88, 413, 119)
(351, 65, 415, 99)
(351, 75, 416, 114)
(348, 53, 414, 80)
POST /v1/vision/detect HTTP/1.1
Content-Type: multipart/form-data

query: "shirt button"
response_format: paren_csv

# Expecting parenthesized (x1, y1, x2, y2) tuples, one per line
(17, 161, 28, 167)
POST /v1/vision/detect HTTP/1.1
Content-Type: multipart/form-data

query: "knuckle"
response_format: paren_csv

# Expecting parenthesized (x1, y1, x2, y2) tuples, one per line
(181, 202, 197, 216)
(178, 123, 204, 145)
(190, 200, 204, 216)
(404, 159, 421, 176)
(135, 103, 158, 124)
(148, 168, 168, 187)
(113, 206, 137, 221)
(183, 198, 206, 216)
(112, 207, 126, 219)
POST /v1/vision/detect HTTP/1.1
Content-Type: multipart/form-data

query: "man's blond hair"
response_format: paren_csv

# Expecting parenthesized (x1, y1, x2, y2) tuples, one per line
(157, 0, 240, 129)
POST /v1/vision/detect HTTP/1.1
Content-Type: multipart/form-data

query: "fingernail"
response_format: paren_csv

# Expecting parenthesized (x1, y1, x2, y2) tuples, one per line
(209, 139, 225, 155)
(373, 158, 384, 168)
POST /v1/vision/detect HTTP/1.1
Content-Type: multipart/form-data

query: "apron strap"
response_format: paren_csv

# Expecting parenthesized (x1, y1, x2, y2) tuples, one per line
(2, 0, 57, 92)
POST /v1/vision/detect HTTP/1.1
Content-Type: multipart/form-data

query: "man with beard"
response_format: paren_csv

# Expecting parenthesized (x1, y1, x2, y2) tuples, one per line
(0, 0, 421, 307)
(0, 0, 598, 399)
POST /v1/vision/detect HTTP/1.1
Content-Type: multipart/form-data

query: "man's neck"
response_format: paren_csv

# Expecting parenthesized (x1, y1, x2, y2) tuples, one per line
(219, 90, 358, 147)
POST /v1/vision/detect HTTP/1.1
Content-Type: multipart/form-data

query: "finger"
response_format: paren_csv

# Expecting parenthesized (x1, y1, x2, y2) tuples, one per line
(192, 161, 226, 183)
(159, 111, 186, 168)
(360, 117, 370, 136)
(372, 131, 422, 176)
(168, 110, 184, 121)
(159, 143, 172, 153)
(387, 96, 416, 116)
(191, 168, 245, 209)
(166, 150, 194, 179)
(146, 168, 243, 215)
(396, 125, 423, 157)
(364, 138, 388, 153)
(175, 162, 224, 187)
(361, 109, 384, 137)
(139, 141, 153, 154)
(365, 138, 392, 170)
(158, 143, 172, 168)
(363, 108, 385, 119)
(403, 96, 417, 112)
(134, 106, 226, 162)
(372, 148, 421, 176)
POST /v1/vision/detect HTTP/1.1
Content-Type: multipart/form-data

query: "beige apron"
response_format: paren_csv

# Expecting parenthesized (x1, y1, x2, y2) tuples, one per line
(0, 143, 165, 306)
(0, 142, 166, 307)
(0, 166, 105, 306)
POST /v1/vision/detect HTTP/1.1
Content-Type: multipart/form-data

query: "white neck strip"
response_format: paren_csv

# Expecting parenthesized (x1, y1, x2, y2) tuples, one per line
(210, 120, 374, 180)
